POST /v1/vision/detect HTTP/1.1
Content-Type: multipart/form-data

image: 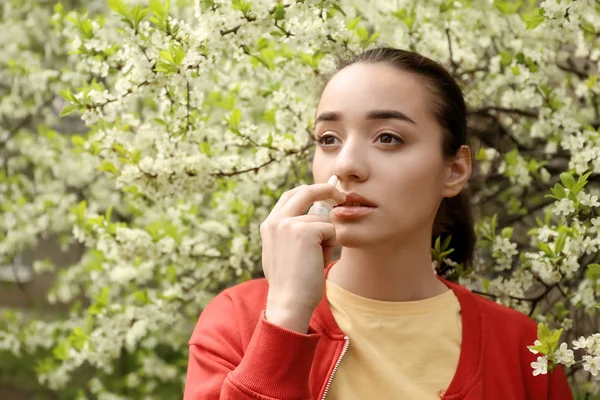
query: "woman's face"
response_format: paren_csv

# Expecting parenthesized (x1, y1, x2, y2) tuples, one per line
(312, 63, 460, 248)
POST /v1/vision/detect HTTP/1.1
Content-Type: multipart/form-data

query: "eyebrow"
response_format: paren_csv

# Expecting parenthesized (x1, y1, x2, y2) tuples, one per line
(315, 110, 417, 125)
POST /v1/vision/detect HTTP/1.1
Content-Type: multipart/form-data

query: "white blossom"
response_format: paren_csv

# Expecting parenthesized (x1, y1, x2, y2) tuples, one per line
(531, 356, 548, 376)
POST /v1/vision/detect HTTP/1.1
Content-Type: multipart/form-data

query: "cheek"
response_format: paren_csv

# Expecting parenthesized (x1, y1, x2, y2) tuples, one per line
(385, 155, 445, 216)
(395, 149, 445, 191)
(311, 152, 327, 182)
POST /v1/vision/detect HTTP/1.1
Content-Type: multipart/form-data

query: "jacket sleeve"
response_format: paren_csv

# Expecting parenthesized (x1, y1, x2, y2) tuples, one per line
(184, 289, 322, 400)
(548, 364, 573, 400)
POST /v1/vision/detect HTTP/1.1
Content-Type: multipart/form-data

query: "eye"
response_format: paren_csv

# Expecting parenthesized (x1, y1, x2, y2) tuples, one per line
(315, 133, 339, 146)
(377, 132, 404, 145)
(315, 131, 405, 147)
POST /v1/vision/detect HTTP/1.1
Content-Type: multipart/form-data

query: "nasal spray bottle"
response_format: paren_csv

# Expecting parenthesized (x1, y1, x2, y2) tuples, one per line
(307, 175, 340, 216)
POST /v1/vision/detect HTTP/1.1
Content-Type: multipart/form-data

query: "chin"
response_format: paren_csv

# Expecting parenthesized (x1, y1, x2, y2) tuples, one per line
(333, 221, 422, 249)
(334, 227, 387, 248)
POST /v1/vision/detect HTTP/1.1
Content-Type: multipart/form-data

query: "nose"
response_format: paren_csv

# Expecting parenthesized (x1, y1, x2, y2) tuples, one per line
(332, 136, 369, 184)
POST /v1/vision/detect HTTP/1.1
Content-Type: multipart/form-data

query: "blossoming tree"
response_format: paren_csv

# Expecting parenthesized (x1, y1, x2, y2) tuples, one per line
(1, 0, 600, 397)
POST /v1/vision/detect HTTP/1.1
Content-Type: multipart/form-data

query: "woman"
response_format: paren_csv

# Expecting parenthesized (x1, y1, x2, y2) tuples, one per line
(183, 47, 572, 399)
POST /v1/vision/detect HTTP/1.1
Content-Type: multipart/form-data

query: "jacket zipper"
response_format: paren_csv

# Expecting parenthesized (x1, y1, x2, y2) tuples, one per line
(321, 336, 350, 400)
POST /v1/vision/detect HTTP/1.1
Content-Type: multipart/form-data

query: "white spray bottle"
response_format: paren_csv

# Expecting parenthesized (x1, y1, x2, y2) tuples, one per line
(307, 175, 340, 216)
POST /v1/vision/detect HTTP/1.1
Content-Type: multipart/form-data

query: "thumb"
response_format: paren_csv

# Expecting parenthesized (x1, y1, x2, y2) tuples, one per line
(322, 237, 338, 267)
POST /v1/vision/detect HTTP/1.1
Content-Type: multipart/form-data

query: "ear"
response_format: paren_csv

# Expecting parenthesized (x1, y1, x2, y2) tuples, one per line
(441, 145, 472, 198)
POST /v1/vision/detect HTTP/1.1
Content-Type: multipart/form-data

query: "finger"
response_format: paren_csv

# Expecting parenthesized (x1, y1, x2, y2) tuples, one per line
(270, 185, 308, 215)
(279, 184, 346, 218)
(292, 213, 334, 223)
(293, 219, 337, 245)
(322, 242, 338, 268)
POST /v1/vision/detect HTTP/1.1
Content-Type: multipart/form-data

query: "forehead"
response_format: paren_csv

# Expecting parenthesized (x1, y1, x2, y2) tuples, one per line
(317, 63, 431, 123)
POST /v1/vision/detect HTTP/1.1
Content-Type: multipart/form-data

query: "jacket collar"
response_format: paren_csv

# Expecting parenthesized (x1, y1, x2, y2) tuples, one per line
(312, 259, 482, 396)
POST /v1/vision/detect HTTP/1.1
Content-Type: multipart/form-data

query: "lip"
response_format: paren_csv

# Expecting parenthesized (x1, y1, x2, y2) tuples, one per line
(332, 206, 375, 219)
(336, 192, 377, 208)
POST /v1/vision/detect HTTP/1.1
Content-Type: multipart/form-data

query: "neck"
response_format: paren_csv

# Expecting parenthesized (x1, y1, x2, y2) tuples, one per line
(327, 228, 449, 302)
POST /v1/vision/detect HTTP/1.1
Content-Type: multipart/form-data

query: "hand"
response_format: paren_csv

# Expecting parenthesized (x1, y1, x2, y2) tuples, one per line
(260, 183, 346, 332)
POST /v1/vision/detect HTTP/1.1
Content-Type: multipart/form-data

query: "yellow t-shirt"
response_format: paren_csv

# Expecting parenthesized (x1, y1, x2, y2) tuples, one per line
(325, 279, 462, 400)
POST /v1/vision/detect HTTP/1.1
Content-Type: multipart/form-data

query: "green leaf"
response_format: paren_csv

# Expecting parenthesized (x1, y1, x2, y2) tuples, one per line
(232, 0, 252, 15)
(272, 2, 285, 20)
(159, 49, 175, 64)
(538, 242, 553, 256)
(60, 105, 79, 117)
(355, 26, 369, 41)
(520, 7, 545, 30)
(571, 171, 592, 195)
(505, 149, 518, 166)
(554, 231, 567, 254)
(559, 172, 576, 190)
(118, 155, 133, 163)
(442, 235, 452, 252)
(149, 0, 165, 17)
(165, 264, 177, 283)
(482, 278, 490, 292)
(98, 160, 119, 175)
(260, 48, 275, 64)
(329, 3, 346, 17)
(52, 340, 69, 361)
(501, 227, 514, 240)
(548, 328, 563, 353)
(581, 21, 596, 34)
(105, 205, 113, 222)
(154, 62, 178, 74)
(440, 0, 456, 13)
(71, 135, 85, 147)
(392, 7, 416, 30)
(230, 108, 241, 130)
(59, 89, 77, 103)
(131, 5, 149, 27)
(548, 183, 567, 200)
(346, 16, 361, 30)
(79, 19, 94, 39)
(97, 287, 110, 305)
(500, 51, 513, 66)
(108, 0, 130, 17)
(538, 323, 552, 342)
(131, 149, 141, 163)
(527, 344, 548, 355)
(68, 327, 88, 351)
(548, 93, 562, 110)
(134, 290, 150, 304)
(35, 358, 57, 375)
(367, 31, 380, 45)
(494, 0, 522, 14)
(200, 141, 212, 156)
(172, 44, 185, 66)
(122, 185, 139, 194)
(250, 54, 272, 70)
(588, 263, 600, 275)
(113, 143, 125, 155)
(587, 75, 598, 90)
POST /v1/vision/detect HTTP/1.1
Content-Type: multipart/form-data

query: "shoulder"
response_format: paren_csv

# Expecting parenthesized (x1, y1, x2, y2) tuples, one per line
(189, 277, 269, 345)
(464, 286, 538, 343)
(220, 277, 270, 310)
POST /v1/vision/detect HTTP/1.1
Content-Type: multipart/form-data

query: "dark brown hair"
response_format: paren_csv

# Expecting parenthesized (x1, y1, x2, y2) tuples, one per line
(319, 47, 475, 268)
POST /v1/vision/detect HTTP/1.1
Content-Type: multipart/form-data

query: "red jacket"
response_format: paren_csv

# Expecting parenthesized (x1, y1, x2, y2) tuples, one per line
(185, 261, 573, 399)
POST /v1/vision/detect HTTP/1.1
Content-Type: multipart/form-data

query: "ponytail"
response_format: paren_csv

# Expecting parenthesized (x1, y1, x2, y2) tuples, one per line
(432, 189, 475, 268)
